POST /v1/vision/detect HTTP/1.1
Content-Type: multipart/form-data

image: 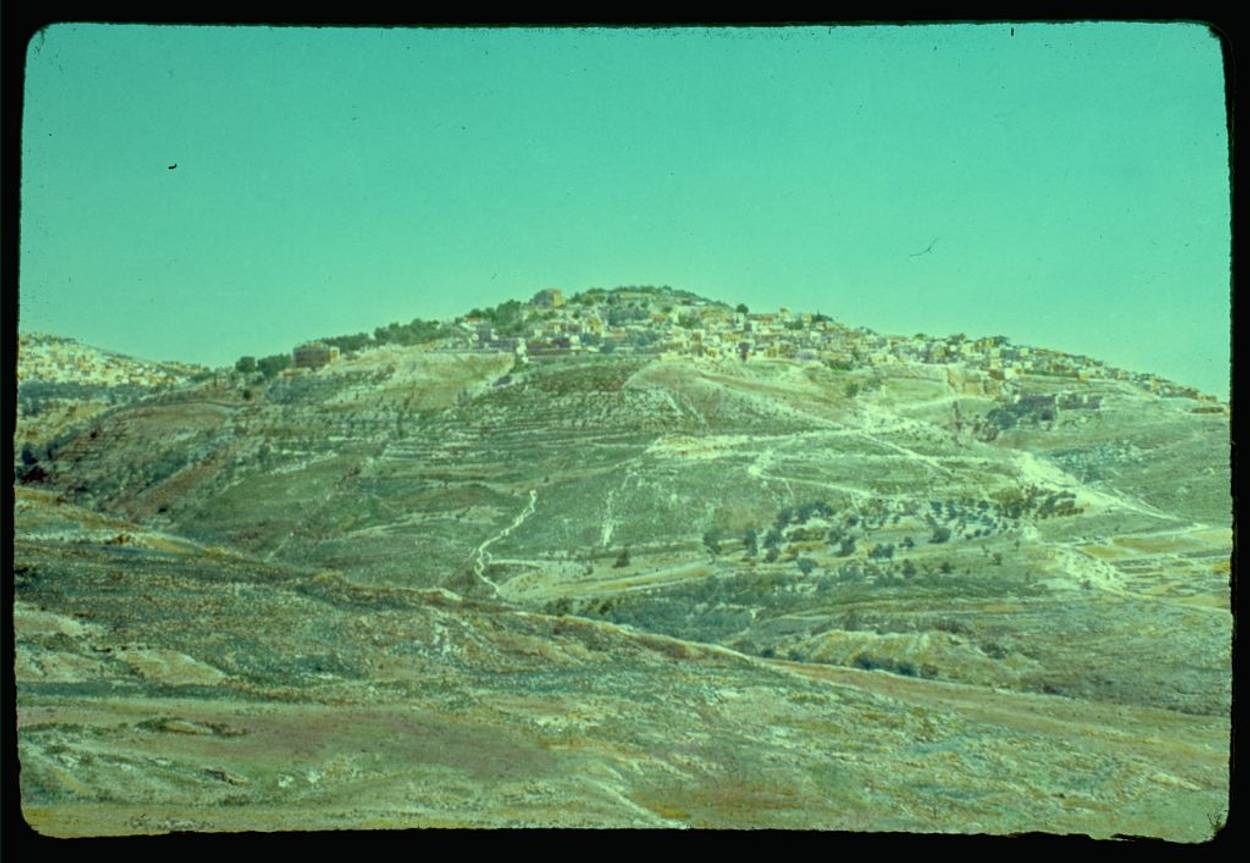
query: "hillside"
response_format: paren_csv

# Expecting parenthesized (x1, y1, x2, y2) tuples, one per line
(13, 487, 1228, 837)
(17, 333, 202, 387)
(12, 286, 1232, 838)
(16, 333, 209, 458)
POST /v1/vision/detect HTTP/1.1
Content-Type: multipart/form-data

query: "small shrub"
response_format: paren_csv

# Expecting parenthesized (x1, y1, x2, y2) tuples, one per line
(854, 654, 880, 671)
(702, 528, 722, 556)
(256, 353, 290, 379)
(17, 464, 49, 484)
(19, 443, 40, 466)
(743, 528, 759, 557)
(545, 597, 574, 616)
(981, 641, 1008, 659)
(869, 543, 894, 560)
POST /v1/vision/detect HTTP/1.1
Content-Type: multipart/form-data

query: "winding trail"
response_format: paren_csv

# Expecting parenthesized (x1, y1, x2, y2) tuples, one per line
(598, 450, 649, 548)
(473, 489, 538, 597)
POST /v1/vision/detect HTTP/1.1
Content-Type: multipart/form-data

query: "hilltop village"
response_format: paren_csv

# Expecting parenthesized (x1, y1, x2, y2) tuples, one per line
(280, 286, 1219, 404)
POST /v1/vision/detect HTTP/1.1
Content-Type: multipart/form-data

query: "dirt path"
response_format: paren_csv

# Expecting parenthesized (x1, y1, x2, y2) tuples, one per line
(473, 489, 538, 597)
(1010, 449, 1174, 523)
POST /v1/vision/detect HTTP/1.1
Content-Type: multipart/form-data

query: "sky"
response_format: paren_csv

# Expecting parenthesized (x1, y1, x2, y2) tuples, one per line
(20, 23, 1230, 397)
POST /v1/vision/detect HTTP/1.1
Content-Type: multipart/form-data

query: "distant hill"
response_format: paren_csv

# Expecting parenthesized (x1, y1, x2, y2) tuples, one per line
(16, 333, 209, 454)
(18, 332, 204, 387)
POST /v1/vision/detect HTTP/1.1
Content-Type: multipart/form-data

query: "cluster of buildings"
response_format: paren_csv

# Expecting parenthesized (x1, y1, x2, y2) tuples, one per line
(279, 287, 1218, 404)
(17, 333, 192, 388)
(440, 289, 1216, 401)
(449, 289, 861, 365)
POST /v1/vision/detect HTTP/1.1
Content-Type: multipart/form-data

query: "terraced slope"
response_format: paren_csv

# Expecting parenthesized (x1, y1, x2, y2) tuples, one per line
(13, 333, 1231, 837)
(14, 489, 1229, 838)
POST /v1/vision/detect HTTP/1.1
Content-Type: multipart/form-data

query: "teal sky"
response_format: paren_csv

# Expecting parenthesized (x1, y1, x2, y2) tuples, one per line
(21, 23, 1230, 397)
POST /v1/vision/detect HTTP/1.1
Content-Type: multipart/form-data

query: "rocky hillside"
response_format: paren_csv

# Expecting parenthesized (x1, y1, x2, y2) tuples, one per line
(13, 286, 1232, 838)
(14, 487, 1229, 838)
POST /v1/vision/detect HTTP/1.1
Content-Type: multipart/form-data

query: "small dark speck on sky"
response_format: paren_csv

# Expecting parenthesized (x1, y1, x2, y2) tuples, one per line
(1011, 27, 1015, 37)
(909, 237, 939, 258)
(168, 163, 177, 170)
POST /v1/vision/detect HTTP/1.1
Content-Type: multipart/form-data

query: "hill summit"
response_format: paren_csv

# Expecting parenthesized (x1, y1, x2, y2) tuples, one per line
(226, 284, 1222, 404)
